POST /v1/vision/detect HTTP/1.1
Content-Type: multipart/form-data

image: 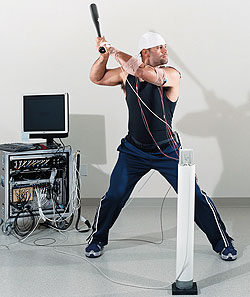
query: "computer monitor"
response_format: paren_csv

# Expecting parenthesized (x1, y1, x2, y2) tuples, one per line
(22, 93, 69, 147)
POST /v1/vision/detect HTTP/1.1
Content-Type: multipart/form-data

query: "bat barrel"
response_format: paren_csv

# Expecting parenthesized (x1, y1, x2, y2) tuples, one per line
(90, 3, 106, 53)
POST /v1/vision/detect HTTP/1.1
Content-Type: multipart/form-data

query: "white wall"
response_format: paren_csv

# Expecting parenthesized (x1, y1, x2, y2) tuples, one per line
(0, 0, 250, 198)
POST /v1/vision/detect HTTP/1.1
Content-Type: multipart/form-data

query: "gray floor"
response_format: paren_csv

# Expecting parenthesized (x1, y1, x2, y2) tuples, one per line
(0, 199, 250, 297)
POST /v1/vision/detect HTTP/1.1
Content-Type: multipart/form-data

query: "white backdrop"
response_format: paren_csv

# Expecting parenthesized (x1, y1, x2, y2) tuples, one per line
(0, 0, 250, 198)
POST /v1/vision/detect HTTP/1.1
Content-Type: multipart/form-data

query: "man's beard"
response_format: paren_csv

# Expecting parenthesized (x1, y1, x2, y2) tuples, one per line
(160, 57, 168, 65)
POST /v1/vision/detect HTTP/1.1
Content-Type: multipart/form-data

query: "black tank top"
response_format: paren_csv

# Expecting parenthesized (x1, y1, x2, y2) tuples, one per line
(125, 74, 177, 151)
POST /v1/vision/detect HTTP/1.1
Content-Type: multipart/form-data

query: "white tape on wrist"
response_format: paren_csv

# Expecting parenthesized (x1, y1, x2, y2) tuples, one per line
(100, 42, 111, 48)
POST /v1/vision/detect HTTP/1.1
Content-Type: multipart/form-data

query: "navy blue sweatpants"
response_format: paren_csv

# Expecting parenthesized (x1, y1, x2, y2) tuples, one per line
(88, 138, 231, 253)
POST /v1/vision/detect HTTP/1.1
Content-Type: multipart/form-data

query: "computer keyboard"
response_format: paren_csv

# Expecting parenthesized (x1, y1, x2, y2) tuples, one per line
(0, 143, 36, 152)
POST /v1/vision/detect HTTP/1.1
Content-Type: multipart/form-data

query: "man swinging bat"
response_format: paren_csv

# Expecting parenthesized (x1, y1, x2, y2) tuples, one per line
(87, 5, 237, 261)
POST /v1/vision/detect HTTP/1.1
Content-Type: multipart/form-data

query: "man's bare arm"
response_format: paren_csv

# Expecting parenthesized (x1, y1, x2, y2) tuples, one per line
(89, 37, 124, 86)
(109, 48, 180, 87)
(90, 57, 123, 86)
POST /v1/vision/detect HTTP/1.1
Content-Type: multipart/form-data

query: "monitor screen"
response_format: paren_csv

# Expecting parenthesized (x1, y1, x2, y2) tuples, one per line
(22, 93, 69, 141)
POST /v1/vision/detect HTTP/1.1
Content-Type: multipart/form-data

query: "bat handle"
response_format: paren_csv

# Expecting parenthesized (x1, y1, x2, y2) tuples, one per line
(99, 46, 106, 53)
(96, 26, 105, 53)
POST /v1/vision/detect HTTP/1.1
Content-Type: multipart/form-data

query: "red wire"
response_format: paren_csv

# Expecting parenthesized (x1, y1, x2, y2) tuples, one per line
(135, 79, 179, 161)
(158, 85, 179, 157)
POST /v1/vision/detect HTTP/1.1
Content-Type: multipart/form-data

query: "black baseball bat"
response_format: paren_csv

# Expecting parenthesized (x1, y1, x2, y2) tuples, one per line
(90, 3, 106, 53)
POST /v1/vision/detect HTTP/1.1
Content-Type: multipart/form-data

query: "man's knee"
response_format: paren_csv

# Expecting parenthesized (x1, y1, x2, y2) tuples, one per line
(106, 186, 129, 203)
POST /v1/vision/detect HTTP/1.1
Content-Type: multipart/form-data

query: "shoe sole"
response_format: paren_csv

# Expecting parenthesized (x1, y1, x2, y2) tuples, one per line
(220, 253, 237, 261)
(85, 249, 103, 258)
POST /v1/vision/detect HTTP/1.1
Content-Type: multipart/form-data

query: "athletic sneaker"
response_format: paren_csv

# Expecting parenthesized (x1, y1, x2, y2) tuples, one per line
(85, 242, 104, 258)
(220, 241, 237, 261)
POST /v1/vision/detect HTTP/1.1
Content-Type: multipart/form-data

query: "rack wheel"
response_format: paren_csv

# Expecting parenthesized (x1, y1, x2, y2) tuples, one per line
(2, 223, 12, 236)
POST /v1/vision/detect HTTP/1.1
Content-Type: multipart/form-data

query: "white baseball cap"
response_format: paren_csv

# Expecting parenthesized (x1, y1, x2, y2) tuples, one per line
(138, 31, 166, 53)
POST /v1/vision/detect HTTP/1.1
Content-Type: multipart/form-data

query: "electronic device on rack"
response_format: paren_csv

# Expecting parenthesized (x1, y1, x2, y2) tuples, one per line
(22, 93, 69, 148)
(0, 148, 73, 235)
